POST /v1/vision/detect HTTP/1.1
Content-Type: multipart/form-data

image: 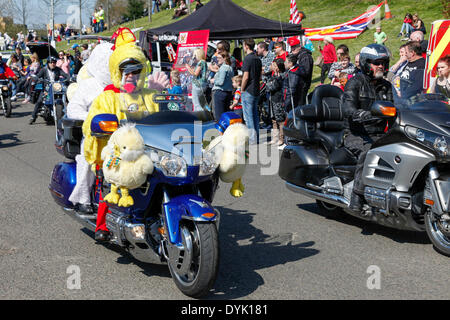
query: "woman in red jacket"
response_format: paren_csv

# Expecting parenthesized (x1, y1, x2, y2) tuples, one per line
(318, 36, 337, 84)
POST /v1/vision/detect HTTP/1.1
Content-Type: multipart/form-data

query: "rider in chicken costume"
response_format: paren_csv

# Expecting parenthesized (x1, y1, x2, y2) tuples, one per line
(67, 42, 114, 213)
(82, 28, 160, 241)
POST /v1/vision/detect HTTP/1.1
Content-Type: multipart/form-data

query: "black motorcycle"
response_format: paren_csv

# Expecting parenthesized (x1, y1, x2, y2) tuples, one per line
(36, 79, 67, 126)
(279, 85, 450, 256)
(0, 79, 13, 117)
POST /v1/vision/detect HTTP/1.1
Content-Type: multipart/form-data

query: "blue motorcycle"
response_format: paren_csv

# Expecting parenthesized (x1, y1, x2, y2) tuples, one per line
(49, 95, 223, 298)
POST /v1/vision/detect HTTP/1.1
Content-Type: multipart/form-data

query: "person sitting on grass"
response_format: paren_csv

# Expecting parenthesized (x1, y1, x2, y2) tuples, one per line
(398, 13, 414, 39)
(172, 0, 188, 19)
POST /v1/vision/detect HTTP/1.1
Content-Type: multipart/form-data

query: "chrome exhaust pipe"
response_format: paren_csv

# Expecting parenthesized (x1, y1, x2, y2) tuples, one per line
(286, 182, 350, 208)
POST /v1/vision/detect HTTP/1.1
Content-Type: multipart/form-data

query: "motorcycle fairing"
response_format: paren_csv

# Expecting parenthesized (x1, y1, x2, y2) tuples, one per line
(362, 143, 435, 192)
(162, 194, 217, 244)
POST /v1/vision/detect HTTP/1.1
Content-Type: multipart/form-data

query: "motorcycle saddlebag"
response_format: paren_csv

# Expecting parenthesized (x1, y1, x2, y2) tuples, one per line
(278, 144, 329, 188)
(49, 161, 77, 208)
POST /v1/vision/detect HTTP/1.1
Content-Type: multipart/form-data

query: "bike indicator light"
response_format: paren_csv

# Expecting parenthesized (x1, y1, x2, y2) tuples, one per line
(380, 106, 396, 117)
(99, 121, 118, 133)
(425, 199, 435, 206)
(202, 212, 215, 219)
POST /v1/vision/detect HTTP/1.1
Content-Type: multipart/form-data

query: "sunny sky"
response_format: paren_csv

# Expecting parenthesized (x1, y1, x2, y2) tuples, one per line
(20, 0, 97, 28)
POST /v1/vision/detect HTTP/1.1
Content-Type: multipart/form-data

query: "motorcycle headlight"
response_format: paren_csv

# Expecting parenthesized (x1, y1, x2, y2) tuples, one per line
(199, 146, 221, 176)
(53, 82, 62, 92)
(2, 86, 8, 91)
(406, 126, 450, 159)
(145, 146, 187, 177)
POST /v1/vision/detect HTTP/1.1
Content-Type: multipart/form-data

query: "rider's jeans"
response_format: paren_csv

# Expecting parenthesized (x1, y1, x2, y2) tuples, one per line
(31, 91, 45, 120)
(10, 79, 16, 97)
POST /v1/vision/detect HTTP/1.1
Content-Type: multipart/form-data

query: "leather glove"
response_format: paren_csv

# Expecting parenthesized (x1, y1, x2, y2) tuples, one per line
(352, 109, 372, 122)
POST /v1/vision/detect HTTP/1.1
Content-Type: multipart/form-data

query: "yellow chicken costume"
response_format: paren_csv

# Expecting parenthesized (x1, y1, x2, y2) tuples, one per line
(81, 28, 159, 240)
(82, 28, 159, 168)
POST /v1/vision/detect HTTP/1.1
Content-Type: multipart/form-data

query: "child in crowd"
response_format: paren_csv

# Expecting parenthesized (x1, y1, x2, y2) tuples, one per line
(230, 75, 243, 118)
(328, 54, 355, 86)
(266, 58, 286, 145)
(337, 72, 349, 91)
(168, 69, 183, 94)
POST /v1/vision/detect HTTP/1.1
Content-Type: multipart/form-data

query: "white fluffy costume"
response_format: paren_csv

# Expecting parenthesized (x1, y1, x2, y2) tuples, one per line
(206, 112, 249, 197)
(68, 42, 114, 206)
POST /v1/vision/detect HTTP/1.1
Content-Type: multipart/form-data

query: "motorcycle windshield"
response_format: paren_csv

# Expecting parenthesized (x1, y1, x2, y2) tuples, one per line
(122, 94, 220, 165)
(398, 93, 450, 137)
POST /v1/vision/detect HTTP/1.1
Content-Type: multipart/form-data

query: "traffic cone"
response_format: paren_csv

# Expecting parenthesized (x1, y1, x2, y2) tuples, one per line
(384, 0, 393, 20)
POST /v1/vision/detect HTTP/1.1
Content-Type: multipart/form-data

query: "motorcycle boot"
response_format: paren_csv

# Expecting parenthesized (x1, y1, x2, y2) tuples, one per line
(95, 230, 110, 242)
(75, 203, 94, 215)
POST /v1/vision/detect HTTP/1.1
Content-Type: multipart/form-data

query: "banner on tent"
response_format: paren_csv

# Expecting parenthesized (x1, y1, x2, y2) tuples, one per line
(302, 2, 384, 41)
(174, 30, 210, 72)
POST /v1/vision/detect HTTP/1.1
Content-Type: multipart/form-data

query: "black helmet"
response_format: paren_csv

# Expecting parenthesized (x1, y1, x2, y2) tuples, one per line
(47, 56, 57, 64)
(359, 44, 390, 76)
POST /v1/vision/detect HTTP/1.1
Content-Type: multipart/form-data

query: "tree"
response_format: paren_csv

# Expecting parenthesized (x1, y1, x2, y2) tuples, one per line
(125, 0, 145, 21)
(11, 0, 30, 28)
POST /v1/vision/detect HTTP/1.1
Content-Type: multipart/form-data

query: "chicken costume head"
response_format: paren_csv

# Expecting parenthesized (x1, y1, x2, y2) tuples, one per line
(82, 27, 159, 167)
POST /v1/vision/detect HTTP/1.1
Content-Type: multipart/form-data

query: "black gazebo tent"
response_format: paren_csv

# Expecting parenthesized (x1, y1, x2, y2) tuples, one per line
(140, 0, 303, 42)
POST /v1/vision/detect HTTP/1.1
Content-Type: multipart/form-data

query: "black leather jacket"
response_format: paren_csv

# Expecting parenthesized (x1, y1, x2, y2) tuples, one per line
(36, 66, 70, 83)
(294, 47, 313, 91)
(342, 72, 393, 135)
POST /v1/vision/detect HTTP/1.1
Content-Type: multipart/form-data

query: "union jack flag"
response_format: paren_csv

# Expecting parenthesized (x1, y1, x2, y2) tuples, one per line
(303, 1, 384, 41)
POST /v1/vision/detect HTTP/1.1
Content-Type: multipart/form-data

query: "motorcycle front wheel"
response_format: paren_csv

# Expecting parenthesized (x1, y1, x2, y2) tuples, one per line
(168, 222, 219, 298)
(425, 210, 450, 256)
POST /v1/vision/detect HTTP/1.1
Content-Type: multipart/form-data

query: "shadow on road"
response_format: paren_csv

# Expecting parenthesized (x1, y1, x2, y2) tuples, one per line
(297, 202, 430, 245)
(207, 206, 319, 299)
(0, 131, 32, 148)
(10, 110, 33, 118)
(80, 228, 172, 279)
(80, 206, 319, 299)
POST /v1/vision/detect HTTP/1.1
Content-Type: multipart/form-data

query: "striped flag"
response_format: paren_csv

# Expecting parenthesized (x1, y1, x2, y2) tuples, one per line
(289, 0, 302, 25)
(303, 1, 384, 41)
(424, 19, 450, 91)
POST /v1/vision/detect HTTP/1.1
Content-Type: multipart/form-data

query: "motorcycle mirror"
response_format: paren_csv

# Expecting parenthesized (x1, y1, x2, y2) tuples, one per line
(91, 114, 119, 136)
(371, 101, 397, 118)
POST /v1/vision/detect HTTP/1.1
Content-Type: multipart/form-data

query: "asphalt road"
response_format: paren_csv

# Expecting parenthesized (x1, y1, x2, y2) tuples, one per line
(0, 101, 449, 300)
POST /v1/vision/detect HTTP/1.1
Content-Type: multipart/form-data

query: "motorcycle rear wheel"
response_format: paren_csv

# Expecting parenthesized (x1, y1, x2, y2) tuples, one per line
(425, 210, 450, 257)
(168, 222, 219, 298)
(3, 97, 12, 118)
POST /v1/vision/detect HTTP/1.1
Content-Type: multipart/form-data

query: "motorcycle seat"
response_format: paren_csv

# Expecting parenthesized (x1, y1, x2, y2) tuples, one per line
(299, 85, 344, 122)
(314, 129, 345, 153)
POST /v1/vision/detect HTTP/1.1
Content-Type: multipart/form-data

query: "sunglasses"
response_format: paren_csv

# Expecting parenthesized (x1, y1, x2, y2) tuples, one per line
(371, 60, 385, 66)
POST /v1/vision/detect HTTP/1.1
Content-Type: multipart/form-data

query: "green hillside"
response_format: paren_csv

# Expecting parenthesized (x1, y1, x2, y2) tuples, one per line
(57, 0, 445, 88)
